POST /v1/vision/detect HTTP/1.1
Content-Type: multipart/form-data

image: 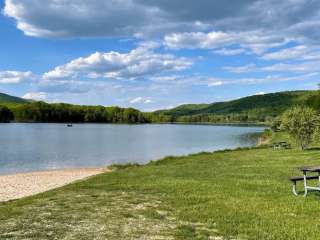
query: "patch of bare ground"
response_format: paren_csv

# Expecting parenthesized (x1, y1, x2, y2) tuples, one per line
(0, 189, 221, 239)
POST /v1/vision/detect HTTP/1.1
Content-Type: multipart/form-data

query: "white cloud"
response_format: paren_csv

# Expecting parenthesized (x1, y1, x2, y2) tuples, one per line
(261, 61, 320, 73)
(224, 60, 320, 74)
(223, 64, 257, 73)
(151, 73, 313, 88)
(130, 97, 153, 104)
(22, 92, 47, 100)
(233, 73, 319, 85)
(262, 45, 308, 61)
(0, 71, 34, 84)
(3, 0, 156, 38)
(43, 43, 192, 80)
(214, 48, 248, 56)
(164, 30, 288, 54)
(164, 31, 236, 50)
(2, 0, 255, 38)
(261, 45, 320, 62)
(4, 0, 320, 46)
(151, 75, 214, 88)
(150, 75, 182, 83)
(205, 73, 320, 87)
(207, 81, 225, 87)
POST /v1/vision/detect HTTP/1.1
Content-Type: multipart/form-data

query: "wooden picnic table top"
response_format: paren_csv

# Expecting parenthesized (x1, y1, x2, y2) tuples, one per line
(299, 166, 320, 173)
(273, 142, 290, 145)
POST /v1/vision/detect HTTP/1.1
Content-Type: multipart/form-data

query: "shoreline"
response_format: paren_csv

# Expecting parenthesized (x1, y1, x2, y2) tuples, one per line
(0, 168, 107, 202)
(3, 122, 267, 126)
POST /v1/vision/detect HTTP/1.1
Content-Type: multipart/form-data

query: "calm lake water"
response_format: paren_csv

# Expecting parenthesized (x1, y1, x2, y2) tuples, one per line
(0, 123, 264, 175)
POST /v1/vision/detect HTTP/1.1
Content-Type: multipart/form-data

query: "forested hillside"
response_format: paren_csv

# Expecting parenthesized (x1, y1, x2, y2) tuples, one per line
(9, 102, 148, 123)
(0, 93, 149, 123)
(0, 93, 29, 104)
(155, 91, 319, 123)
(0, 90, 319, 123)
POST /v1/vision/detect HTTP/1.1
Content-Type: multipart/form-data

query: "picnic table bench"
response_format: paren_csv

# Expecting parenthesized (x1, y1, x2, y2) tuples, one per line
(290, 166, 320, 196)
(272, 141, 291, 150)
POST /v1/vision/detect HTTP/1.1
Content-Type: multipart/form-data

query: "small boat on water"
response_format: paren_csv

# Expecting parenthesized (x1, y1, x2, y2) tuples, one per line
(67, 124, 73, 127)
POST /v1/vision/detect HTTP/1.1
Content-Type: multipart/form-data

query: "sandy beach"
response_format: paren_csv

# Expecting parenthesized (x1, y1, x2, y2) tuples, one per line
(0, 168, 106, 202)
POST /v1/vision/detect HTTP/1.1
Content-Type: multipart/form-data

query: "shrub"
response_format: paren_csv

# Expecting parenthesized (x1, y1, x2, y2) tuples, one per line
(281, 106, 318, 150)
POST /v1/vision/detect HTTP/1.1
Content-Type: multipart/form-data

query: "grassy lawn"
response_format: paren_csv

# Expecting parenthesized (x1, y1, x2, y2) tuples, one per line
(2, 145, 320, 239)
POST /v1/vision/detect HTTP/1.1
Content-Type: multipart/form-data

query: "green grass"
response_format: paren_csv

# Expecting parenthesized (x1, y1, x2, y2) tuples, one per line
(2, 146, 320, 239)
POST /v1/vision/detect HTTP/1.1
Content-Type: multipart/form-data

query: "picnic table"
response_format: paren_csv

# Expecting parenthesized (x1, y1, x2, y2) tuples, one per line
(291, 166, 320, 196)
(272, 141, 291, 150)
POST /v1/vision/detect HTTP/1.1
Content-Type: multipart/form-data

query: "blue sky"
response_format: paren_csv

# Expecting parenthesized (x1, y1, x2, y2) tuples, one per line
(1, 0, 320, 110)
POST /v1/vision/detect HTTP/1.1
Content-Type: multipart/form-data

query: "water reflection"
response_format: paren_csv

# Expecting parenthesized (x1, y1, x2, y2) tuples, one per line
(0, 123, 264, 174)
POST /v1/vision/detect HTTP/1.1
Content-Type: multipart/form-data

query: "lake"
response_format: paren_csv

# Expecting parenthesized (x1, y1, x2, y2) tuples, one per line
(0, 123, 264, 175)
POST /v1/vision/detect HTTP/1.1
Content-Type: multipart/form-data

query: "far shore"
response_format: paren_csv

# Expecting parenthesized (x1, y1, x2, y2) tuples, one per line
(0, 168, 107, 202)
(3, 121, 267, 126)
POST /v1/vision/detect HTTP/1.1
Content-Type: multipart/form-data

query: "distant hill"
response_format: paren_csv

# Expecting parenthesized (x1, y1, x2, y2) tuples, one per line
(155, 91, 318, 121)
(0, 93, 29, 105)
(1, 90, 318, 123)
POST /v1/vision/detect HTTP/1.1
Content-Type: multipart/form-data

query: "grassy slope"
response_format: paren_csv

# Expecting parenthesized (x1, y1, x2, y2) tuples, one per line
(2, 144, 320, 239)
(157, 90, 317, 117)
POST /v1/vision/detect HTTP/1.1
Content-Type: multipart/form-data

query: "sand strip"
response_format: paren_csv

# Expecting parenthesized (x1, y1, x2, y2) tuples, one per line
(0, 168, 106, 202)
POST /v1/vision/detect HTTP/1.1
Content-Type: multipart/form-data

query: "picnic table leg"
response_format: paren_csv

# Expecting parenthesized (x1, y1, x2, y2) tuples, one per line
(292, 181, 298, 196)
(303, 172, 308, 197)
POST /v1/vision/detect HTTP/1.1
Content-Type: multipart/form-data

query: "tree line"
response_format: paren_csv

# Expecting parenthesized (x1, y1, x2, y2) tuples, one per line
(0, 90, 319, 125)
(0, 102, 149, 123)
(0, 101, 276, 124)
(166, 112, 274, 124)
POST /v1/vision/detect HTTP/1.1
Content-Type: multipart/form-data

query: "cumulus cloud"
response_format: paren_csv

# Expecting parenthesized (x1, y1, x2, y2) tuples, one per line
(22, 92, 47, 100)
(3, 0, 156, 38)
(0, 71, 34, 84)
(1, 0, 253, 38)
(207, 81, 225, 87)
(4, 0, 320, 46)
(164, 30, 288, 54)
(164, 31, 236, 50)
(129, 97, 153, 104)
(43, 43, 192, 80)
(214, 48, 249, 56)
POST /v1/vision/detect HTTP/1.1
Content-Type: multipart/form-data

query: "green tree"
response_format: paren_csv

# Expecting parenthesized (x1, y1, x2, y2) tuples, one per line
(0, 105, 13, 122)
(280, 106, 319, 150)
(270, 117, 282, 132)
